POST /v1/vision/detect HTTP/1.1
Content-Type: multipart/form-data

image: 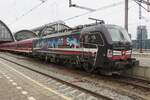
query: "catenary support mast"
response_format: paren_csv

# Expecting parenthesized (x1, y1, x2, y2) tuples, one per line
(125, 0, 129, 31)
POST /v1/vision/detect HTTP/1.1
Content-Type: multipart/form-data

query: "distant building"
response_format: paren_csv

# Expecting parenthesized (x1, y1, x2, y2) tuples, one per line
(132, 39, 150, 50)
(136, 25, 148, 49)
(137, 25, 147, 40)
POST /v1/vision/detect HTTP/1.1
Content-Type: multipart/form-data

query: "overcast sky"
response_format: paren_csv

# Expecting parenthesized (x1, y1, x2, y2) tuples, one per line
(0, 0, 150, 39)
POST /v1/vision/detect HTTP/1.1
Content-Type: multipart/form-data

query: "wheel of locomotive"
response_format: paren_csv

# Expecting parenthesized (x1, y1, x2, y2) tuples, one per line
(82, 62, 95, 73)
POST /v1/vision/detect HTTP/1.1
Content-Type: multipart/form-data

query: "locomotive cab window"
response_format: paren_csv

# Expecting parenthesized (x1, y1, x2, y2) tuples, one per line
(83, 32, 104, 48)
(89, 33, 103, 45)
(107, 26, 131, 43)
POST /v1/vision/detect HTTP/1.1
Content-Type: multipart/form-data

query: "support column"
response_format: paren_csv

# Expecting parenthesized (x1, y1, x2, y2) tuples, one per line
(125, 0, 128, 31)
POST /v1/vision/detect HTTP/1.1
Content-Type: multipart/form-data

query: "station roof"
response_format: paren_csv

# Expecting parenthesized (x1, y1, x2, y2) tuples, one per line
(32, 20, 71, 36)
(0, 20, 14, 43)
(14, 30, 37, 41)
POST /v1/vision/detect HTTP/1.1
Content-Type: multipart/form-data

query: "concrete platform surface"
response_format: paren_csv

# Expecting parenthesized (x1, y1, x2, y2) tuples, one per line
(133, 52, 150, 58)
(126, 55, 150, 80)
(135, 57, 150, 67)
(0, 59, 69, 100)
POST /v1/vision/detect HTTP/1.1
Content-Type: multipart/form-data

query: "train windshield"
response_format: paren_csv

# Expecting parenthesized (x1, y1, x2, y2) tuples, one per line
(107, 26, 131, 43)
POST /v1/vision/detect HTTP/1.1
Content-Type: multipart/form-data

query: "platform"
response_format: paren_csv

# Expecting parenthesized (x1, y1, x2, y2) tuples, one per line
(0, 59, 69, 100)
(132, 52, 150, 58)
(125, 53, 150, 80)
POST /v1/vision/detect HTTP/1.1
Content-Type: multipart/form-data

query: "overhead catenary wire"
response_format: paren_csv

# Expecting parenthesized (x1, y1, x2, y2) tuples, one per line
(132, 0, 150, 12)
(33, 1, 127, 31)
(9, 0, 131, 26)
(63, 1, 125, 22)
(128, 0, 150, 26)
(92, 2, 136, 24)
(9, 0, 48, 26)
(10, 0, 138, 30)
(127, 1, 150, 27)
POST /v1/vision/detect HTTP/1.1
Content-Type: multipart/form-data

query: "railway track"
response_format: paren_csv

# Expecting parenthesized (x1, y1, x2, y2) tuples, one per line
(6, 53, 150, 91)
(0, 56, 113, 100)
(0, 52, 148, 100)
(112, 75, 150, 90)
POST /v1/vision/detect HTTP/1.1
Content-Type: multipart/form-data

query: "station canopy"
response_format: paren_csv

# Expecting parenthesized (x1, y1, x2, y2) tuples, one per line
(14, 30, 37, 41)
(32, 20, 71, 36)
(0, 20, 14, 43)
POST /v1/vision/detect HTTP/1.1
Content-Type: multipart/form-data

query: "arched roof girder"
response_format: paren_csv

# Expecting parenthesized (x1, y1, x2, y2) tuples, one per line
(0, 20, 14, 43)
(14, 30, 37, 41)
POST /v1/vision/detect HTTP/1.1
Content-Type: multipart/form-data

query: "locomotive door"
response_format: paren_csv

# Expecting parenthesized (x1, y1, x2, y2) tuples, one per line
(83, 34, 91, 59)
(81, 33, 98, 72)
(93, 33, 105, 67)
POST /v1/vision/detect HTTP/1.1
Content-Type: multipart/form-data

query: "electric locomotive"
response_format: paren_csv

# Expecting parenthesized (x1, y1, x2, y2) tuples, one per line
(32, 21, 139, 73)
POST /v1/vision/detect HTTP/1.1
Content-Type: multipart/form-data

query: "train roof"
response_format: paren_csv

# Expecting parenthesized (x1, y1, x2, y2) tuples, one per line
(81, 24, 126, 44)
(81, 24, 122, 33)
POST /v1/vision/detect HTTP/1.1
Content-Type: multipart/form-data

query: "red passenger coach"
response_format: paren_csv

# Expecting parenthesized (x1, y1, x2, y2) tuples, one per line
(0, 42, 16, 51)
(0, 30, 37, 54)
(0, 38, 34, 53)
(15, 38, 34, 53)
(13, 30, 37, 53)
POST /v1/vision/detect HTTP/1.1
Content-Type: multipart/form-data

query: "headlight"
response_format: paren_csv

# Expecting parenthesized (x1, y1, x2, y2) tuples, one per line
(113, 50, 122, 56)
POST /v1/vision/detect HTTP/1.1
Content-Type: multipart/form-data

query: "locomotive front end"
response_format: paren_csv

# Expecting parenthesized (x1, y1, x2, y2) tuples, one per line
(106, 49, 138, 70)
(81, 24, 139, 73)
(104, 25, 139, 71)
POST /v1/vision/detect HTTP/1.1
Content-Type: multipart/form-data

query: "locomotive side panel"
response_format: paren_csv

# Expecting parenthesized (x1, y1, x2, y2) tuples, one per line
(33, 33, 85, 64)
(33, 33, 80, 54)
